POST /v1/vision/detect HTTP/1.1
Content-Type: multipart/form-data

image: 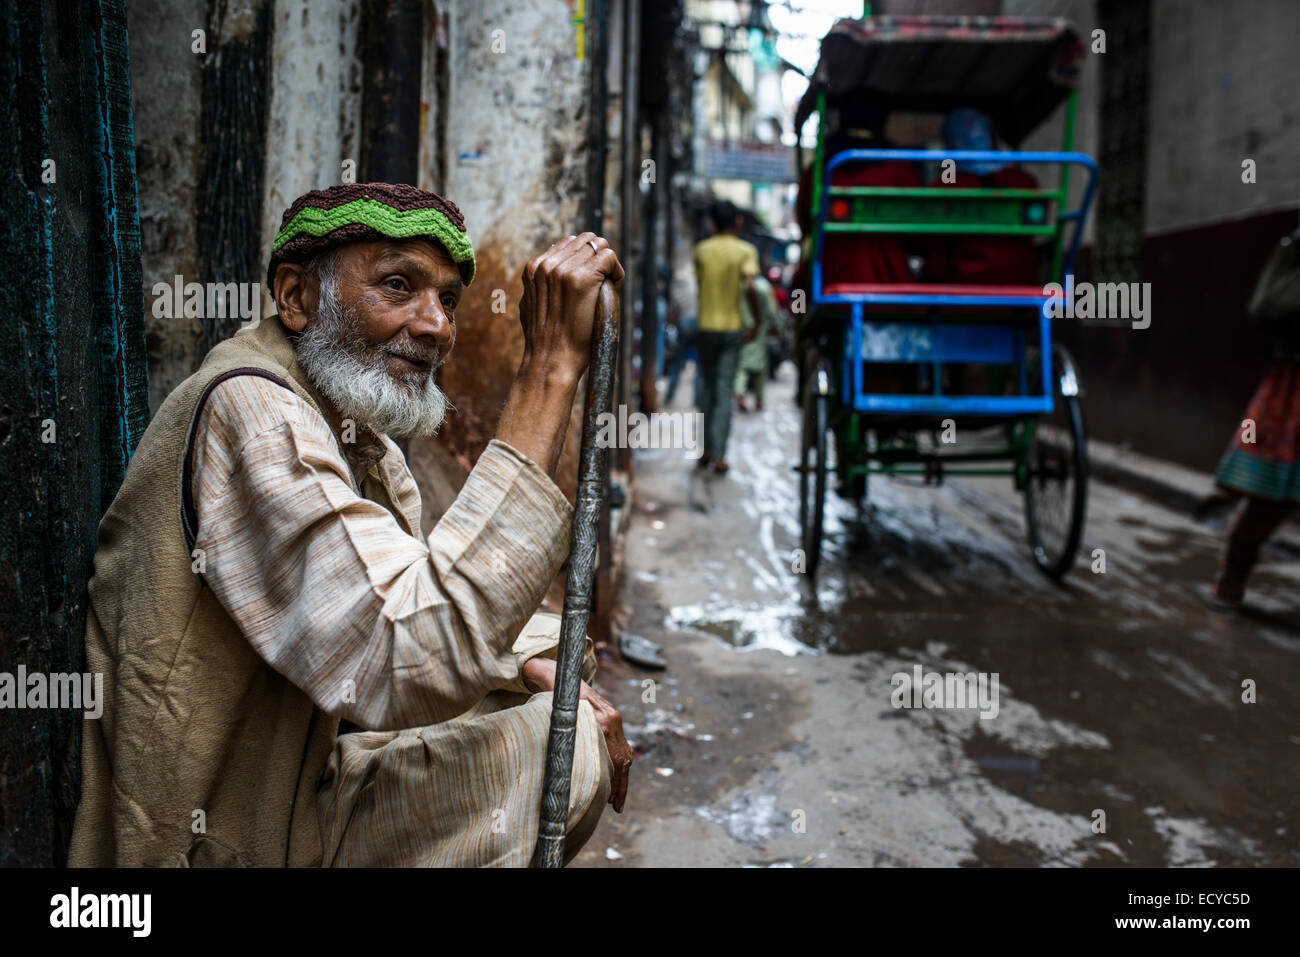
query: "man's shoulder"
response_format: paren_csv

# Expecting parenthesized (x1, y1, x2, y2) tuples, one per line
(720, 234, 758, 257)
(696, 234, 741, 263)
(130, 339, 301, 463)
(199, 372, 325, 451)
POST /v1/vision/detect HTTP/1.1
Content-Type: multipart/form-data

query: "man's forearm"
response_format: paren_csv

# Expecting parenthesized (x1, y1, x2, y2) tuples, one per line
(496, 361, 583, 478)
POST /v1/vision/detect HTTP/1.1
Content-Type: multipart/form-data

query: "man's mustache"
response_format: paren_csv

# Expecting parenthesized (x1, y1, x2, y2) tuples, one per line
(380, 340, 442, 372)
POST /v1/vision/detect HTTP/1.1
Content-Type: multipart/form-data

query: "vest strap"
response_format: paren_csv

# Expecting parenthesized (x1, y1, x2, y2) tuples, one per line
(181, 368, 295, 556)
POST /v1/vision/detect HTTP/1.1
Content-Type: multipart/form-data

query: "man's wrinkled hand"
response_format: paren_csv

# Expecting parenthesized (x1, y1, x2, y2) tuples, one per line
(518, 232, 625, 384)
(521, 656, 634, 813)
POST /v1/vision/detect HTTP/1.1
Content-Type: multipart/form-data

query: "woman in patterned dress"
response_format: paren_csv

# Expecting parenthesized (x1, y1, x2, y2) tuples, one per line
(1206, 269, 1300, 610)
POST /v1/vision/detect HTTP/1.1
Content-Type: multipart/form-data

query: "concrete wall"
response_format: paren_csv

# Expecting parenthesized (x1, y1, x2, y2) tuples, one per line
(1144, 0, 1300, 234)
(942, 0, 1299, 469)
(420, 0, 594, 508)
(1005, 0, 1300, 237)
(1052, 0, 1299, 469)
(1010, 0, 1300, 237)
(259, 0, 364, 285)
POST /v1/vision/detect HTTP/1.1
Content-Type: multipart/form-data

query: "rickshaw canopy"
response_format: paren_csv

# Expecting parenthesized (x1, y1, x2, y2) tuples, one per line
(794, 15, 1084, 146)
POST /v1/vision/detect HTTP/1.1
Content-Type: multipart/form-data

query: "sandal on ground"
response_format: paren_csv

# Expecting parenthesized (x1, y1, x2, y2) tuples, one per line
(618, 632, 667, 670)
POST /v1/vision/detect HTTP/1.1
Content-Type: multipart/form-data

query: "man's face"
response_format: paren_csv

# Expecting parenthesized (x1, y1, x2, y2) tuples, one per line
(290, 238, 464, 438)
(331, 238, 463, 380)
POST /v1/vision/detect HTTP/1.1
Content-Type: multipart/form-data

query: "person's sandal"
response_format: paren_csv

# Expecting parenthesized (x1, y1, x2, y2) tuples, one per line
(712, 459, 731, 475)
(618, 632, 666, 670)
(696, 453, 712, 470)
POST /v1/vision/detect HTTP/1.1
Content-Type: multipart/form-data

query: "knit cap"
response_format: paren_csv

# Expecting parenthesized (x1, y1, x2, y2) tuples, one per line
(267, 182, 475, 287)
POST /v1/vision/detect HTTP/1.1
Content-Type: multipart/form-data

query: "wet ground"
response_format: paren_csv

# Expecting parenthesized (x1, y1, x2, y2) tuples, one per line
(572, 363, 1300, 867)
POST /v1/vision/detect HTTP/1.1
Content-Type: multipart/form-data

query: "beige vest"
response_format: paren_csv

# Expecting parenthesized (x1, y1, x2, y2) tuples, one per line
(69, 316, 412, 866)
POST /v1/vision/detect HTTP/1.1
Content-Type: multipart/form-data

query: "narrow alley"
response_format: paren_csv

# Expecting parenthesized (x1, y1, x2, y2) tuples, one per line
(578, 366, 1300, 867)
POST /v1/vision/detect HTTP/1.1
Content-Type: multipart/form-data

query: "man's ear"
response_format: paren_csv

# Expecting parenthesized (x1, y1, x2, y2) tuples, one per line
(274, 263, 315, 332)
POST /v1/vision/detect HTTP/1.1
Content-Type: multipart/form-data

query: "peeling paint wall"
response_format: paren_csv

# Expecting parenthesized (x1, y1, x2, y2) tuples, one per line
(422, 0, 592, 502)
(130, 0, 364, 409)
(128, 0, 206, 410)
(260, 0, 363, 265)
(131, 0, 598, 504)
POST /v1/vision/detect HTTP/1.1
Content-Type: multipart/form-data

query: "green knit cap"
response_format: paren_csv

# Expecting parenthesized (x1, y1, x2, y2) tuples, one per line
(267, 182, 475, 287)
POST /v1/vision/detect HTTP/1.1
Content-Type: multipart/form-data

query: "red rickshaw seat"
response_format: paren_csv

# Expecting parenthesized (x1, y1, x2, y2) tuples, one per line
(822, 282, 1046, 300)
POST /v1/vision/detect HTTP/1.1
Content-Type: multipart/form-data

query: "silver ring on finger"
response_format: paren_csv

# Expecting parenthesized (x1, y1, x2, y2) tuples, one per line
(587, 240, 599, 254)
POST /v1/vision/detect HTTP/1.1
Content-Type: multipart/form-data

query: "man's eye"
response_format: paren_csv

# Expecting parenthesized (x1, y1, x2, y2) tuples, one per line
(442, 296, 458, 311)
(385, 277, 407, 291)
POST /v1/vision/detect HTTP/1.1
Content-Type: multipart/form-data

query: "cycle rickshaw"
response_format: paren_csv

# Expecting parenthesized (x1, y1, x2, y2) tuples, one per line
(792, 15, 1097, 579)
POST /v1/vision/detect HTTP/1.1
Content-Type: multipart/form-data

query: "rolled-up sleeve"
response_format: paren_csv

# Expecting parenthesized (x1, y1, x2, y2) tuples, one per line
(498, 612, 598, 694)
(192, 375, 573, 731)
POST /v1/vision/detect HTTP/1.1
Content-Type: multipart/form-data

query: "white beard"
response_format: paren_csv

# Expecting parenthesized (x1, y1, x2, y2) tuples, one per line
(295, 277, 450, 438)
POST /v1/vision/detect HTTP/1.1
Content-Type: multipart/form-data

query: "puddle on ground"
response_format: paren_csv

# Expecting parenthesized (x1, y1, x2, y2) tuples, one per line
(694, 790, 785, 845)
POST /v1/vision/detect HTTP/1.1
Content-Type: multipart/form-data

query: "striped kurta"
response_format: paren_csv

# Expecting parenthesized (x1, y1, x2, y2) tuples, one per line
(191, 376, 610, 866)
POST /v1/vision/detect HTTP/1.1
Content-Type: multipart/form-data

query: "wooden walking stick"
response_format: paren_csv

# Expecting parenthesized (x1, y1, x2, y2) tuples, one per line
(531, 280, 620, 868)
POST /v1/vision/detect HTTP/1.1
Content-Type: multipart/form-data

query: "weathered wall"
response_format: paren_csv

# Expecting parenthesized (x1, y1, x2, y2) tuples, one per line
(131, 0, 366, 408)
(196, 3, 273, 355)
(1144, 0, 1299, 234)
(1060, 210, 1297, 471)
(128, 0, 206, 409)
(1008, 0, 1300, 237)
(128, 0, 596, 511)
(1016, 0, 1298, 469)
(259, 0, 363, 277)
(421, 0, 593, 503)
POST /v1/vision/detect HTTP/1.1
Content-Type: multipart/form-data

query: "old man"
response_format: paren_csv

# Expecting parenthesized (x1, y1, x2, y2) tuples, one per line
(69, 183, 630, 867)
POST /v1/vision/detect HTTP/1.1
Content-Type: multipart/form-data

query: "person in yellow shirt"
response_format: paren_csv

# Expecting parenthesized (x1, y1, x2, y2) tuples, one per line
(693, 200, 762, 473)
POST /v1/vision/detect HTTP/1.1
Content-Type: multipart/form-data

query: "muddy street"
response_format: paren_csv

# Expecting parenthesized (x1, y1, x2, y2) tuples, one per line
(574, 365, 1300, 868)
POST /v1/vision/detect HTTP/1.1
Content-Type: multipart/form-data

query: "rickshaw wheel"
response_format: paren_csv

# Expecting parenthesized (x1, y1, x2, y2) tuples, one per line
(1023, 345, 1088, 580)
(799, 350, 830, 576)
